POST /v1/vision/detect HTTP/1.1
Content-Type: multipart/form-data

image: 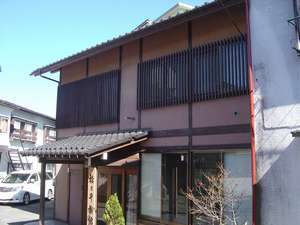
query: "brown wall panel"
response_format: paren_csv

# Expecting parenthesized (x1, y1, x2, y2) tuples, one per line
(122, 40, 139, 66)
(143, 24, 188, 60)
(141, 104, 189, 130)
(61, 60, 86, 84)
(192, 133, 250, 146)
(89, 48, 119, 76)
(119, 40, 140, 130)
(57, 127, 85, 139)
(120, 64, 139, 130)
(142, 136, 189, 147)
(192, 96, 250, 127)
(84, 123, 118, 133)
(192, 5, 246, 47)
(54, 164, 69, 222)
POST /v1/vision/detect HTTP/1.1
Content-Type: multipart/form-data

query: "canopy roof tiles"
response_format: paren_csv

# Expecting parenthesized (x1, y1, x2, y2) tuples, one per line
(22, 131, 148, 157)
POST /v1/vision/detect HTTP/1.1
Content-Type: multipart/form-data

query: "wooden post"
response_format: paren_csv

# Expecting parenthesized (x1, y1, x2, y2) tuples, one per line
(87, 167, 98, 225)
(39, 161, 46, 225)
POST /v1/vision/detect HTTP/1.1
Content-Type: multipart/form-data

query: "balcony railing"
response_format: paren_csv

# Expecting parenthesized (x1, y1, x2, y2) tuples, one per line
(11, 129, 37, 142)
(137, 35, 248, 109)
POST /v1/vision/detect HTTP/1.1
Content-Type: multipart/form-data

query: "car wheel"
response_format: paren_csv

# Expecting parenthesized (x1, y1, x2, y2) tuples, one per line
(47, 189, 53, 200)
(23, 193, 30, 205)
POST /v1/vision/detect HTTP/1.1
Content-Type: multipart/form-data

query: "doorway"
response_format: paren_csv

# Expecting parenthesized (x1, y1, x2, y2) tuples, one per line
(97, 166, 138, 225)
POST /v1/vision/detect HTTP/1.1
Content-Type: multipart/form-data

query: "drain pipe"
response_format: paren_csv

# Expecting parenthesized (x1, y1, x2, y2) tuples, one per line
(244, 0, 257, 225)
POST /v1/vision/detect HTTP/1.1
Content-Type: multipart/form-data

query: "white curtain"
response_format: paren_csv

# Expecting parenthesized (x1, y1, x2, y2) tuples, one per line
(141, 153, 161, 218)
(224, 152, 252, 225)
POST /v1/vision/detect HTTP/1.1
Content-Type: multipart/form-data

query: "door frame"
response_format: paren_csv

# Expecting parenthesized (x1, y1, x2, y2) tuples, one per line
(97, 166, 138, 224)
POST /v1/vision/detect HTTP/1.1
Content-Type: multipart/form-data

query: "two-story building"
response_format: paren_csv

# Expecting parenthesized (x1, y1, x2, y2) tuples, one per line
(24, 1, 254, 225)
(0, 99, 56, 179)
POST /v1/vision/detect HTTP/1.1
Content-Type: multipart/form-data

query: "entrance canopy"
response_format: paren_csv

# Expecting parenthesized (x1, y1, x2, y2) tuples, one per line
(22, 131, 148, 161)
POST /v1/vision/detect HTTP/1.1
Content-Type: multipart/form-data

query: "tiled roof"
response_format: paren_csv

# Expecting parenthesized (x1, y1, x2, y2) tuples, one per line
(22, 131, 148, 157)
(31, 0, 242, 76)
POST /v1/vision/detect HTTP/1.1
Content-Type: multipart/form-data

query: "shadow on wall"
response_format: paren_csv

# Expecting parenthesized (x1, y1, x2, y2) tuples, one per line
(256, 137, 300, 225)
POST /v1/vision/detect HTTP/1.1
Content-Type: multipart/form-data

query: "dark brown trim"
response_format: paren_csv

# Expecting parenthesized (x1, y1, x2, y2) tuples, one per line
(67, 164, 71, 224)
(91, 144, 141, 166)
(82, 166, 88, 225)
(39, 161, 46, 225)
(118, 46, 123, 131)
(138, 38, 143, 129)
(86, 58, 89, 77)
(150, 124, 250, 138)
(188, 21, 193, 157)
(144, 143, 251, 152)
(39, 158, 85, 164)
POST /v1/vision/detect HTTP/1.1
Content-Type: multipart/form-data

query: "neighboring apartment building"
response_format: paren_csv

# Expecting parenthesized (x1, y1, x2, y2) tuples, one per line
(0, 99, 56, 178)
(250, 0, 300, 224)
(24, 1, 253, 225)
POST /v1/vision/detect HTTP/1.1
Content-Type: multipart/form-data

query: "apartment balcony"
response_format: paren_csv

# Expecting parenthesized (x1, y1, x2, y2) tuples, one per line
(10, 129, 37, 143)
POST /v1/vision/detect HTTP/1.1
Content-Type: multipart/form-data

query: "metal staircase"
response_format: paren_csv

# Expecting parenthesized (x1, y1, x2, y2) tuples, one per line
(7, 149, 27, 172)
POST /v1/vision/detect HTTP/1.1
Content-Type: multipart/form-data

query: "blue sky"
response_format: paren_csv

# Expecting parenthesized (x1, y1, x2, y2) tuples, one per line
(0, 0, 209, 118)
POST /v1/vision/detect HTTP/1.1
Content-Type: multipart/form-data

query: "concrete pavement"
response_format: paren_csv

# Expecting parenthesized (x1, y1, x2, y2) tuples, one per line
(0, 200, 54, 225)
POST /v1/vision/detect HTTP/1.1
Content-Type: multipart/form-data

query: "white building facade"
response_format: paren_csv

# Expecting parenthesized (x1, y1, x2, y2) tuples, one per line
(0, 99, 56, 179)
(250, 0, 300, 224)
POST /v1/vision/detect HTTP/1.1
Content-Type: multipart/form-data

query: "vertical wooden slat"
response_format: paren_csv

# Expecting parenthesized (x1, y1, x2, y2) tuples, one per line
(135, 35, 247, 110)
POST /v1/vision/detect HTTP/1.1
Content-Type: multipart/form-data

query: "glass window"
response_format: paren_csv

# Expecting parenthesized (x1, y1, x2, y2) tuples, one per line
(49, 129, 56, 137)
(192, 153, 221, 224)
(2, 173, 30, 183)
(224, 152, 252, 225)
(30, 174, 39, 182)
(126, 174, 138, 225)
(162, 154, 187, 224)
(141, 153, 161, 218)
(0, 117, 8, 133)
(97, 173, 108, 220)
(24, 123, 32, 132)
(14, 121, 21, 130)
(111, 174, 122, 204)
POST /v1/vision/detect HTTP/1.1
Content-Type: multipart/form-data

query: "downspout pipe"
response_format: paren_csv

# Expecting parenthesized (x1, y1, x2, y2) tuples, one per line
(244, 0, 257, 225)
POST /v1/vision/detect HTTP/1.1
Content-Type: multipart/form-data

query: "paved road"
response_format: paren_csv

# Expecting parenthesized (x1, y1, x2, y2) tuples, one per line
(0, 200, 54, 225)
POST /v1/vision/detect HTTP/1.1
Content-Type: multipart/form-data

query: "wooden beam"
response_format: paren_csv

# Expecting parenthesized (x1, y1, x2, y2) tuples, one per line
(91, 145, 141, 166)
(39, 161, 46, 225)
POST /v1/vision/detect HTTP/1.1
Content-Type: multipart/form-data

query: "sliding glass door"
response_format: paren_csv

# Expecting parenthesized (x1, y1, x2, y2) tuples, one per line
(97, 167, 138, 225)
(162, 154, 188, 224)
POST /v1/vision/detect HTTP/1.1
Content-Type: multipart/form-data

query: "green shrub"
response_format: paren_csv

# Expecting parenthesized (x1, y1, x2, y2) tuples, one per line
(103, 193, 125, 225)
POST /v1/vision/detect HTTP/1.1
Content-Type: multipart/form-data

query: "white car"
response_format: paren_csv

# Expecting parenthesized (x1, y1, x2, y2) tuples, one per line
(0, 170, 54, 205)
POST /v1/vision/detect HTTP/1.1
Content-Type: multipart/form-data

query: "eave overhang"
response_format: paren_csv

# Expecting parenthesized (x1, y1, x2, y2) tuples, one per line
(31, 0, 244, 76)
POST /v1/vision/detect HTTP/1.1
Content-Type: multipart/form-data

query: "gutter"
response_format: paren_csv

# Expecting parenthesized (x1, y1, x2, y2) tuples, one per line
(244, 0, 257, 225)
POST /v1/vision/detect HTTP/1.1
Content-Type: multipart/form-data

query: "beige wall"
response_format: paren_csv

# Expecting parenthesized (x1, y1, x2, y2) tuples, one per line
(192, 96, 250, 127)
(192, 4, 246, 47)
(61, 60, 86, 85)
(89, 48, 119, 76)
(143, 23, 188, 60)
(120, 40, 140, 130)
(54, 164, 69, 222)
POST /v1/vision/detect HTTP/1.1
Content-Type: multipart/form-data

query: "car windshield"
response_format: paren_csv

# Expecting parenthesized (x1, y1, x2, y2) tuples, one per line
(38, 172, 52, 180)
(2, 173, 30, 183)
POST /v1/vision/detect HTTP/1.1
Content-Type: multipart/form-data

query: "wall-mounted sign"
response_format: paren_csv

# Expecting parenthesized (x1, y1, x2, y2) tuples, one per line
(87, 167, 98, 225)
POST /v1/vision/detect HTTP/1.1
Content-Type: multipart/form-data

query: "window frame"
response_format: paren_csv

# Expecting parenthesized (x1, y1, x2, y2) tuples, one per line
(0, 116, 9, 134)
(139, 150, 252, 225)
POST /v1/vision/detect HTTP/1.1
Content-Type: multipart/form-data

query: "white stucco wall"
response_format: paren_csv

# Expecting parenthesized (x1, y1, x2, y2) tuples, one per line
(0, 103, 55, 178)
(250, 0, 300, 224)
